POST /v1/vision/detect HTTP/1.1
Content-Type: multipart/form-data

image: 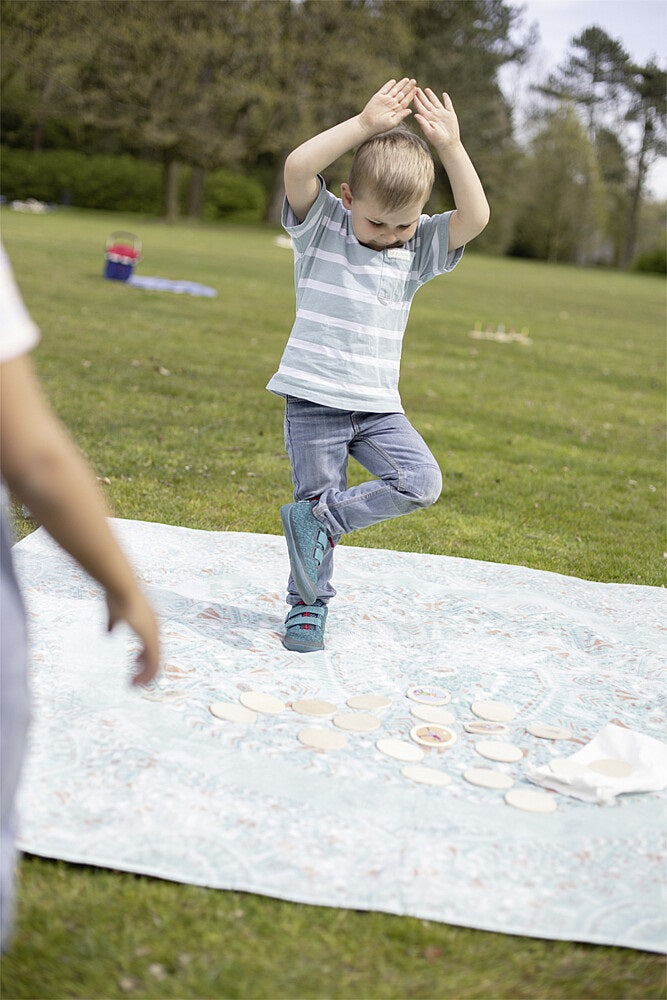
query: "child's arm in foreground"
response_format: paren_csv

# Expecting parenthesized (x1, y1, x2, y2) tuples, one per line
(284, 78, 417, 222)
(413, 87, 490, 251)
(0, 354, 160, 686)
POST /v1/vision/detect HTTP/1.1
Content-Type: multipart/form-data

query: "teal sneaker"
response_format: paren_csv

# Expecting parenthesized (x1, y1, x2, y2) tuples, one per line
(280, 500, 330, 606)
(282, 600, 328, 653)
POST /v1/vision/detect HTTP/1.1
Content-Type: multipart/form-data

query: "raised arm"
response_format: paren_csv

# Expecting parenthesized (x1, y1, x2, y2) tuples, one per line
(284, 78, 417, 223)
(413, 87, 490, 251)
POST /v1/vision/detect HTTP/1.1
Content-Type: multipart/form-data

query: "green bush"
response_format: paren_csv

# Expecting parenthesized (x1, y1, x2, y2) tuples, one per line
(201, 168, 266, 223)
(1, 147, 267, 221)
(631, 246, 666, 274)
(0, 147, 163, 213)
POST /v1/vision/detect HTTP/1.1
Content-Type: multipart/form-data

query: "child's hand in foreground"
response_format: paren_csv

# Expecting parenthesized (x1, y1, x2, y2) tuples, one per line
(359, 78, 416, 135)
(413, 87, 461, 149)
(106, 589, 160, 687)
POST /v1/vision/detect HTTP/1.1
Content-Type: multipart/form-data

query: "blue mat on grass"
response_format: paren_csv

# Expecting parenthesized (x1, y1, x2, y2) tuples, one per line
(127, 275, 217, 297)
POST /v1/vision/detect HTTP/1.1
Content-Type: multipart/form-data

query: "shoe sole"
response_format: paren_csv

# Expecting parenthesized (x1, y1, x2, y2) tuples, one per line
(280, 505, 318, 605)
(281, 635, 324, 653)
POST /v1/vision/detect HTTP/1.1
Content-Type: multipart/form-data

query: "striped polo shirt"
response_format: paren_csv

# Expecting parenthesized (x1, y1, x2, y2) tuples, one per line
(267, 177, 463, 413)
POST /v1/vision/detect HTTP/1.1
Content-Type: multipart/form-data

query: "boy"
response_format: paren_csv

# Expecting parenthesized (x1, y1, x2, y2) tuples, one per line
(267, 78, 489, 652)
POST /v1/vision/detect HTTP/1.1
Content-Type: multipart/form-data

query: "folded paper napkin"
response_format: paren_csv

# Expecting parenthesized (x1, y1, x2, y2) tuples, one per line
(527, 723, 667, 805)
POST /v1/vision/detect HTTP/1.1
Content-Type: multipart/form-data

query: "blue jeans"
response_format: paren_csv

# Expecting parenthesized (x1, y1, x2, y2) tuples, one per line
(283, 396, 442, 605)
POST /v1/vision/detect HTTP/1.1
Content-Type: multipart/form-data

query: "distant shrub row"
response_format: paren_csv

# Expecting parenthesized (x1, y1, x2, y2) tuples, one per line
(631, 246, 666, 275)
(0, 147, 266, 222)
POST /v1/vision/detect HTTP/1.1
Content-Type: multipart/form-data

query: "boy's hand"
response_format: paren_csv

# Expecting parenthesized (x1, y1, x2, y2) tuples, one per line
(358, 78, 416, 135)
(413, 87, 461, 149)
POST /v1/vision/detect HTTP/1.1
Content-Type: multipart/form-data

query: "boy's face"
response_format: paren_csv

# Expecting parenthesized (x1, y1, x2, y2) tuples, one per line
(341, 183, 424, 252)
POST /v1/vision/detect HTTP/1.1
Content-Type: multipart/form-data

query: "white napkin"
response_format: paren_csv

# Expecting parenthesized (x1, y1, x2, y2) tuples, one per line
(526, 723, 667, 804)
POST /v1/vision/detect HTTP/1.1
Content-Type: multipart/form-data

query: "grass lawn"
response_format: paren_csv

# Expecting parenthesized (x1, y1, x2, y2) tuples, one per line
(1, 207, 665, 999)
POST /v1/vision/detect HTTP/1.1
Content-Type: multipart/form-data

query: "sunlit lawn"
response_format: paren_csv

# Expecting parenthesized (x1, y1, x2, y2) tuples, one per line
(1, 207, 665, 999)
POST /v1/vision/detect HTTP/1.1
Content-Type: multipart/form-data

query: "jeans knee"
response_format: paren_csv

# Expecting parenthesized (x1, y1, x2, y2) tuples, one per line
(399, 464, 442, 509)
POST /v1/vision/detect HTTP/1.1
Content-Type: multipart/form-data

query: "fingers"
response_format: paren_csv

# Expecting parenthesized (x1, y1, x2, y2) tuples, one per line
(413, 93, 428, 115)
(129, 611, 160, 686)
(388, 82, 453, 106)
(106, 592, 161, 687)
(131, 645, 160, 687)
(380, 77, 416, 105)
(377, 78, 451, 127)
(395, 77, 416, 102)
(416, 86, 444, 111)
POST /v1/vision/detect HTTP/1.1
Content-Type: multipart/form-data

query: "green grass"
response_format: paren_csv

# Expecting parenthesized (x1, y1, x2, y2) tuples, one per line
(3, 861, 666, 1000)
(1, 207, 665, 999)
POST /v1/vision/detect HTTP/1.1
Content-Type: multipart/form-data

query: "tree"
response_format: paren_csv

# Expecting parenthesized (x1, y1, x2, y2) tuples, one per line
(595, 127, 631, 265)
(1, 0, 537, 237)
(256, 0, 534, 232)
(5, 0, 409, 222)
(255, 0, 411, 223)
(0, 0, 96, 151)
(69, 0, 272, 220)
(537, 26, 631, 141)
(510, 105, 607, 264)
(1, 0, 284, 219)
(397, 0, 533, 252)
(534, 26, 666, 268)
(621, 60, 667, 267)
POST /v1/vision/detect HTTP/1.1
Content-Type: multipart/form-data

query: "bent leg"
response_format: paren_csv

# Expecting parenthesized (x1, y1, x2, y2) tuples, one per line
(314, 411, 442, 535)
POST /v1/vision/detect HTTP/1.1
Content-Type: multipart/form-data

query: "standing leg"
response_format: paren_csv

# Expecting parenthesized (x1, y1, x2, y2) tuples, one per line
(282, 396, 353, 605)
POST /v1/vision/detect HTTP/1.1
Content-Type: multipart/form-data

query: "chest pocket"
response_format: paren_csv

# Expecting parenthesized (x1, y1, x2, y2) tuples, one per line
(378, 249, 414, 304)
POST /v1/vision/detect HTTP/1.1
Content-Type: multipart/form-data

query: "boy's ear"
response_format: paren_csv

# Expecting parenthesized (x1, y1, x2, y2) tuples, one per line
(340, 183, 353, 209)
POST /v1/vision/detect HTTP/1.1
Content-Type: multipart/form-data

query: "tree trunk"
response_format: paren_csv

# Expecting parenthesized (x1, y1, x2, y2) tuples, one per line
(620, 127, 649, 269)
(33, 75, 52, 152)
(187, 166, 206, 219)
(164, 159, 181, 223)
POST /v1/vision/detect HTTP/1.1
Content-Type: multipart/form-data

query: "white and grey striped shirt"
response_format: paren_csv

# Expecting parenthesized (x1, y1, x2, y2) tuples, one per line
(267, 178, 463, 413)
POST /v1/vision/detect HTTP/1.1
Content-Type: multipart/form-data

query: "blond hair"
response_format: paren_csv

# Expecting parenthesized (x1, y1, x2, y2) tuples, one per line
(348, 128, 434, 210)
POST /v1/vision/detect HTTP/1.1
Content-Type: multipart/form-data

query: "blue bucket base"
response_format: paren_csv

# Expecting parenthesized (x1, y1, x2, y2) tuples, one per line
(104, 261, 135, 281)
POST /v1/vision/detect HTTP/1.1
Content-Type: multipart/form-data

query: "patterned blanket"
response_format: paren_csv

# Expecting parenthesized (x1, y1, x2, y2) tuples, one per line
(12, 519, 667, 952)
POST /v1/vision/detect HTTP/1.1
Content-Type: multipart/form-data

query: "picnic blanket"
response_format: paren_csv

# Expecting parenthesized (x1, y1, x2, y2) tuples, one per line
(12, 519, 667, 953)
